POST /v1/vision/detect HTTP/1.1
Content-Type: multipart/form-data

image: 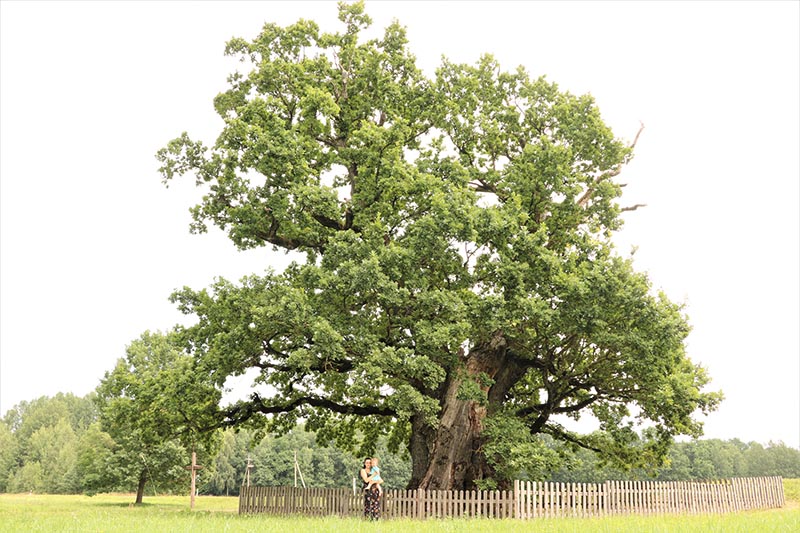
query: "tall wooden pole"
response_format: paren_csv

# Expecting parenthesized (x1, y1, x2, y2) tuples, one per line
(184, 451, 203, 510)
(245, 456, 253, 487)
(190, 451, 197, 509)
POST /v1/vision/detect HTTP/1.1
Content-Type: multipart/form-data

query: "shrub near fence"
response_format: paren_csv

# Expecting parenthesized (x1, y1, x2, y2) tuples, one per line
(238, 476, 784, 519)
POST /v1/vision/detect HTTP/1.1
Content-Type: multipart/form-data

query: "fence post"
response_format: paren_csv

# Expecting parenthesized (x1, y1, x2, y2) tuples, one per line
(764, 477, 772, 508)
(602, 481, 608, 516)
(774, 476, 781, 508)
(526, 481, 532, 519)
(542, 481, 547, 518)
(738, 478, 745, 511)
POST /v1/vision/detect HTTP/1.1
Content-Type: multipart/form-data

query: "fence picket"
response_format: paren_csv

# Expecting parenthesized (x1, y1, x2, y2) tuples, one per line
(529, 481, 535, 519)
(708, 481, 715, 514)
(765, 477, 773, 508)
(554, 482, 561, 518)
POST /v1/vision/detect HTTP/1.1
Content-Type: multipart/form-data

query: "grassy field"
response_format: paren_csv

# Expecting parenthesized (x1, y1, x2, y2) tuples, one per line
(1, 481, 798, 532)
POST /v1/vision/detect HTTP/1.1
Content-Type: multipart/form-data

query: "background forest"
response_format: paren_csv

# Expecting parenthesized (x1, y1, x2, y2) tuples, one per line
(1, 393, 797, 497)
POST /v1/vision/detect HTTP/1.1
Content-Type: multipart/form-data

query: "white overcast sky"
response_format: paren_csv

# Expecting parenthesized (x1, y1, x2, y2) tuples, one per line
(1, 1, 798, 449)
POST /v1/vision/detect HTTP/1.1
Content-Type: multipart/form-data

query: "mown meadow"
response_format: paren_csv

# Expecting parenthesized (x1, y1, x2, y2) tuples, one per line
(2, 479, 798, 532)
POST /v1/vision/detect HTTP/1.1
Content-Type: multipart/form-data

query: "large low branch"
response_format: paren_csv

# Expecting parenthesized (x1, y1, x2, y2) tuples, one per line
(543, 423, 604, 454)
(554, 394, 599, 414)
(218, 392, 396, 428)
(514, 393, 600, 419)
(194, 395, 392, 434)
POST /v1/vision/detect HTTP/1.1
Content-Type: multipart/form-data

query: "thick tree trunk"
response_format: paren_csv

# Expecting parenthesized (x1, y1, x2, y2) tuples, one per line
(416, 379, 491, 490)
(135, 469, 147, 505)
(408, 414, 436, 488)
(409, 333, 526, 491)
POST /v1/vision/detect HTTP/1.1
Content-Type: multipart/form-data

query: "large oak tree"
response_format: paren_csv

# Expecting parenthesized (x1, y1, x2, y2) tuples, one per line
(157, 2, 721, 490)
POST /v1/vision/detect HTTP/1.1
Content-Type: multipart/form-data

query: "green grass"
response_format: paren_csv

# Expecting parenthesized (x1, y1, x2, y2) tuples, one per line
(784, 478, 800, 503)
(1, 482, 798, 533)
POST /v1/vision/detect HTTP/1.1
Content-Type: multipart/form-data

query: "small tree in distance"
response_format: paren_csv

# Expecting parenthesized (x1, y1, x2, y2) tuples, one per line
(157, 2, 721, 490)
(96, 331, 220, 503)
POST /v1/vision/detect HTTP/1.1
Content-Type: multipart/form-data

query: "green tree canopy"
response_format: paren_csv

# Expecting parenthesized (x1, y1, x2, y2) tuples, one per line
(74, 422, 117, 495)
(157, 2, 721, 490)
(200, 426, 412, 494)
(96, 331, 221, 503)
(0, 421, 18, 492)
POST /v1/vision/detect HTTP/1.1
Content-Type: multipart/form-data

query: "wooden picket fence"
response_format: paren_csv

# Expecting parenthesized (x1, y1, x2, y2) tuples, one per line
(514, 477, 785, 518)
(238, 485, 364, 516)
(239, 476, 784, 519)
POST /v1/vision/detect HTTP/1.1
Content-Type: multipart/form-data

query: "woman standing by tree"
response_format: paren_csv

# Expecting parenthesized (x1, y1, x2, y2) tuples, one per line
(360, 458, 380, 520)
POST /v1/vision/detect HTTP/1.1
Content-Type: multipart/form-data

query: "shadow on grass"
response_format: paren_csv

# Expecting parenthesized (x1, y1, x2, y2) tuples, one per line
(85, 499, 239, 514)
(84, 500, 183, 509)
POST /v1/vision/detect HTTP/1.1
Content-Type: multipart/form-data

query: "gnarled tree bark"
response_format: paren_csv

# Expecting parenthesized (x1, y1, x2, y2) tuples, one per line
(410, 333, 528, 490)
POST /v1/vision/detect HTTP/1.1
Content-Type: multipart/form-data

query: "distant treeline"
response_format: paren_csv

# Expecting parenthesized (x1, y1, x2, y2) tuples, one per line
(546, 437, 800, 483)
(1, 393, 798, 495)
(0, 393, 410, 496)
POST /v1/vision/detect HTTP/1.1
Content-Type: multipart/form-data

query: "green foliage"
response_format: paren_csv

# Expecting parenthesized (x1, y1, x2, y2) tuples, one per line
(95, 331, 223, 500)
(96, 331, 222, 451)
(74, 423, 116, 495)
(155, 2, 723, 486)
(3, 393, 96, 455)
(27, 419, 80, 493)
(200, 425, 411, 495)
(204, 430, 241, 496)
(7, 461, 44, 493)
(1, 394, 96, 494)
(784, 477, 800, 503)
(547, 437, 800, 482)
(480, 414, 563, 487)
(0, 421, 17, 492)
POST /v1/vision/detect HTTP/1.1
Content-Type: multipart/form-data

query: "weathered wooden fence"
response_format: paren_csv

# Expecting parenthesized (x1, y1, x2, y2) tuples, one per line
(239, 476, 784, 519)
(238, 485, 363, 516)
(514, 477, 785, 518)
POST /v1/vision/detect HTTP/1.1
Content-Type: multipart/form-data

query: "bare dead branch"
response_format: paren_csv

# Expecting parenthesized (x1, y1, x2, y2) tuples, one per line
(630, 121, 645, 152)
(620, 203, 647, 213)
(577, 122, 646, 209)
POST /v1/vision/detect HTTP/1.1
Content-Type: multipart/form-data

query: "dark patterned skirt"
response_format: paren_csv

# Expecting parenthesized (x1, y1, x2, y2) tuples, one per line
(363, 485, 381, 520)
